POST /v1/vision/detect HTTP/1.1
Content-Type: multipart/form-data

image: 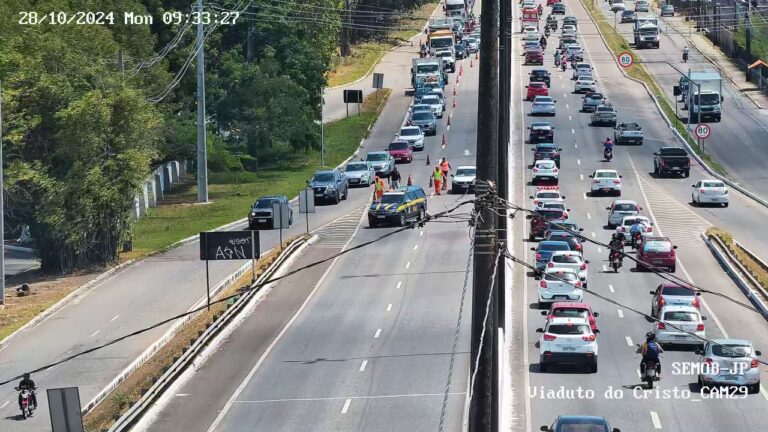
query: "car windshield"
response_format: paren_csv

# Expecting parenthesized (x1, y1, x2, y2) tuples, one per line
(702, 181, 725, 188)
(400, 128, 420, 136)
(545, 271, 577, 281)
(412, 105, 431, 112)
(541, 243, 570, 251)
(663, 310, 698, 322)
(587, 94, 603, 100)
(431, 37, 453, 48)
(713, 344, 752, 358)
(537, 161, 556, 169)
(412, 112, 434, 121)
(254, 198, 279, 208)
(380, 194, 405, 204)
(456, 167, 476, 176)
(422, 96, 439, 104)
(538, 192, 560, 199)
(346, 163, 368, 172)
(416, 64, 440, 74)
(644, 240, 672, 253)
(531, 83, 545, 88)
(313, 173, 334, 182)
(535, 97, 554, 103)
(662, 286, 694, 296)
(389, 142, 409, 150)
(553, 309, 589, 319)
(549, 235, 574, 244)
(539, 210, 564, 219)
(437, 51, 452, 58)
(556, 419, 609, 432)
(548, 324, 590, 335)
(595, 171, 617, 178)
(694, 93, 720, 105)
(553, 254, 581, 264)
(613, 203, 638, 211)
(367, 153, 387, 161)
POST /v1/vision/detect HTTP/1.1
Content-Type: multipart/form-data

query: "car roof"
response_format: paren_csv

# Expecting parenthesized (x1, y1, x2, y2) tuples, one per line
(612, 199, 638, 205)
(557, 416, 608, 423)
(622, 215, 649, 221)
(708, 338, 752, 346)
(367, 151, 389, 156)
(549, 230, 575, 237)
(532, 68, 549, 73)
(660, 304, 700, 313)
(551, 302, 590, 309)
(545, 266, 577, 274)
(256, 195, 285, 200)
(456, 165, 476, 170)
(551, 250, 583, 257)
(595, 169, 618, 174)
(401, 125, 421, 131)
(531, 121, 552, 127)
(535, 143, 557, 148)
(547, 317, 590, 325)
(535, 159, 556, 165)
(644, 236, 670, 241)
(314, 169, 337, 175)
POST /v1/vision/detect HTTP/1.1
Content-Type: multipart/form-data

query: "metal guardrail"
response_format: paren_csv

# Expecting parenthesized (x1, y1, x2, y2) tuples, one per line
(702, 233, 768, 319)
(107, 237, 307, 431)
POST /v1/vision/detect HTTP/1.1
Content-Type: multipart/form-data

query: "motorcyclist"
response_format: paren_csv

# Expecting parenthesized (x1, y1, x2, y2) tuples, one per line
(629, 218, 645, 247)
(540, 35, 547, 48)
(608, 233, 624, 262)
(640, 332, 663, 379)
(561, 58, 567, 72)
(682, 46, 689, 62)
(17, 373, 37, 411)
(554, 50, 561, 65)
(603, 137, 614, 158)
(421, 44, 428, 58)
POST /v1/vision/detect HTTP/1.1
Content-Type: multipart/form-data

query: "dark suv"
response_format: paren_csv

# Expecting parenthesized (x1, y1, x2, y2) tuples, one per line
(529, 68, 551, 87)
(248, 195, 293, 229)
(528, 122, 554, 143)
(528, 209, 568, 241)
(533, 143, 562, 167)
(309, 169, 349, 204)
(368, 186, 427, 227)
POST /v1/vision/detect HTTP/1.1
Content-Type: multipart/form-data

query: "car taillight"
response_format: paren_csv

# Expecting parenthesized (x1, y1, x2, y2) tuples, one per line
(751, 359, 759, 369)
(582, 334, 596, 342)
(646, 226, 653, 233)
(580, 263, 587, 270)
(543, 334, 557, 341)
(540, 280, 547, 288)
(536, 253, 542, 260)
(562, 212, 569, 218)
(533, 168, 539, 172)
(575, 243, 582, 251)
(574, 281, 582, 287)
(547, 262, 554, 268)
(700, 189, 706, 193)
(696, 323, 705, 331)
(657, 322, 666, 330)
(692, 296, 700, 308)
(553, 168, 559, 172)
(703, 357, 713, 366)
(613, 180, 621, 184)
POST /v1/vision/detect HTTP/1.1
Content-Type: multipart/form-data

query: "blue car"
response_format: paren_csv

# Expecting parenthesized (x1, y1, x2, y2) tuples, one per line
(531, 241, 571, 271)
(541, 415, 621, 432)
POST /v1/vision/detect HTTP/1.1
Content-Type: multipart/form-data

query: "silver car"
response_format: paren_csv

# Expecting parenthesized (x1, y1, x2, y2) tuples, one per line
(344, 161, 375, 186)
(696, 339, 762, 393)
(365, 151, 395, 177)
(606, 199, 641, 227)
(465, 37, 479, 53)
(531, 96, 556, 116)
(653, 305, 706, 347)
(396, 126, 425, 151)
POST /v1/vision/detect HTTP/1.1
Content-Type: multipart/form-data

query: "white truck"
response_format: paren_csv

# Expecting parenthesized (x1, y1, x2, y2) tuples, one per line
(429, 17, 454, 33)
(445, 0, 466, 18)
(675, 70, 723, 123)
(633, 16, 659, 48)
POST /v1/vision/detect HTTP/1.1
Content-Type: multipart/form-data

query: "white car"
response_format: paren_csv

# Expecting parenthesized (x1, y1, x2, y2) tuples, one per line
(538, 267, 584, 308)
(589, 169, 622, 196)
(654, 305, 706, 347)
(531, 96, 557, 116)
(395, 126, 425, 150)
(451, 165, 477, 194)
(532, 160, 559, 184)
(522, 33, 541, 45)
(547, 251, 589, 285)
(635, 0, 650, 12)
(420, 94, 443, 118)
(522, 25, 539, 36)
(606, 199, 642, 227)
(572, 63, 592, 80)
(465, 37, 479, 53)
(574, 77, 597, 93)
(562, 24, 578, 35)
(538, 316, 598, 373)
(539, 201, 569, 215)
(610, 1, 626, 12)
(616, 215, 654, 241)
(692, 179, 729, 207)
(697, 339, 762, 393)
(522, 0, 536, 8)
(530, 186, 565, 207)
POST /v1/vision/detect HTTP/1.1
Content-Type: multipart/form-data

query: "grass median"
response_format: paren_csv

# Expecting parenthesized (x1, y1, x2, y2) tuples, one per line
(326, 1, 440, 87)
(707, 228, 768, 291)
(125, 88, 391, 258)
(580, 0, 727, 175)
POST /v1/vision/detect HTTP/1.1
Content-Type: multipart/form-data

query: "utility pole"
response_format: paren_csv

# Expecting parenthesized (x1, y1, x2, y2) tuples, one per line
(321, 87, 325, 167)
(470, 0, 499, 430)
(497, 0, 511, 330)
(341, 0, 351, 57)
(246, 26, 255, 63)
(196, 0, 209, 203)
(0, 80, 5, 306)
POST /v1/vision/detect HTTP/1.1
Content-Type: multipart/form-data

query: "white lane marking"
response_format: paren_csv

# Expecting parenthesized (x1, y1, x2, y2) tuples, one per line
(582, 192, 587, 200)
(761, 385, 768, 401)
(420, 231, 424, 236)
(591, 232, 596, 238)
(566, 103, 569, 109)
(580, 174, 584, 180)
(617, 309, 624, 318)
(341, 398, 352, 414)
(574, 143, 578, 149)
(636, 369, 642, 379)
(176, 393, 190, 397)
(597, 247, 602, 253)
(396, 281, 402, 289)
(374, 329, 382, 338)
(571, 128, 575, 134)
(587, 212, 591, 220)
(650, 411, 662, 429)
(0, 401, 8, 409)
(625, 336, 634, 347)
(413, 245, 419, 250)
(568, 115, 572, 121)
(602, 264, 608, 272)
(405, 261, 411, 269)
(110, 314, 120, 322)
(387, 303, 393, 312)
(577, 159, 581, 165)
(90, 330, 100, 338)
(464, 149, 470, 156)
(359, 360, 368, 372)
(609, 284, 615, 293)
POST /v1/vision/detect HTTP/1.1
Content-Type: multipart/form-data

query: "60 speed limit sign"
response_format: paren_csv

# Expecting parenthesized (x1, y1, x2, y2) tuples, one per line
(695, 123, 711, 139)
(617, 51, 634, 68)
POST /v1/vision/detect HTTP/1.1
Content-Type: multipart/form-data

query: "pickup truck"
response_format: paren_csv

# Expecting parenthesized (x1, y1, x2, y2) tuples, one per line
(614, 122, 643, 145)
(590, 104, 617, 127)
(653, 147, 690, 178)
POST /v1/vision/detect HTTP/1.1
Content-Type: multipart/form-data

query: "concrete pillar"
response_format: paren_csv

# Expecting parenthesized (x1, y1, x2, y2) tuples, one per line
(179, 160, 187, 176)
(133, 196, 141, 219)
(137, 185, 148, 217)
(154, 173, 164, 201)
(162, 165, 172, 192)
(146, 179, 157, 207)
(170, 161, 180, 183)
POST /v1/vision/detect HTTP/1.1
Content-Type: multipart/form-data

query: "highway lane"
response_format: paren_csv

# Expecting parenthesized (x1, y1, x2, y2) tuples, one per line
(0, 35, 429, 430)
(592, 0, 768, 199)
(136, 15, 482, 430)
(511, 2, 768, 430)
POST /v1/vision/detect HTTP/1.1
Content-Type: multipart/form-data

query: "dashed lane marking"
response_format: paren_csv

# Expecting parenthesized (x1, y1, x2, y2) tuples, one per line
(341, 398, 352, 414)
(650, 411, 662, 429)
(386, 303, 393, 312)
(374, 329, 382, 338)
(110, 314, 120, 322)
(609, 284, 614, 293)
(359, 360, 368, 372)
(617, 309, 624, 318)
(405, 261, 411, 269)
(396, 281, 402, 289)
(625, 336, 634, 347)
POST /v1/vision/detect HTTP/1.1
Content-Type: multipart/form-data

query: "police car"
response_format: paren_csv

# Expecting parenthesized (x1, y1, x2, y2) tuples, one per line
(368, 186, 427, 227)
(537, 316, 599, 373)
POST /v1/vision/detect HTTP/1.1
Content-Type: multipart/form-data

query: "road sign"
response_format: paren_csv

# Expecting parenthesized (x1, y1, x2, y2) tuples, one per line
(48, 387, 84, 432)
(372, 73, 384, 89)
(695, 123, 711, 139)
(199, 230, 259, 261)
(617, 51, 634, 68)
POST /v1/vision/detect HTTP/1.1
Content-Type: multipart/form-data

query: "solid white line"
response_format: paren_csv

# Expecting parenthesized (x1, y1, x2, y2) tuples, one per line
(650, 411, 662, 429)
(609, 284, 615, 293)
(341, 398, 352, 414)
(413, 245, 418, 250)
(617, 309, 624, 318)
(587, 212, 591, 220)
(110, 314, 120, 322)
(405, 261, 411, 269)
(0, 401, 8, 409)
(386, 303, 393, 312)
(90, 330, 100, 338)
(374, 329, 382, 338)
(625, 336, 634, 347)
(396, 281, 402, 289)
(359, 360, 368, 372)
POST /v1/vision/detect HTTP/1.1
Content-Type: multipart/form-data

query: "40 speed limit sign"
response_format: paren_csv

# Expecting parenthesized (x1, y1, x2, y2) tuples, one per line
(695, 123, 711, 139)
(617, 51, 634, 68)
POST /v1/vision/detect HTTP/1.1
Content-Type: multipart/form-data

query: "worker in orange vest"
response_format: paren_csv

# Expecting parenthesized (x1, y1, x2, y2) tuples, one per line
(433, 166, 443, 195)
(440, 157, 452, 190)
(374, 176, 385, 201)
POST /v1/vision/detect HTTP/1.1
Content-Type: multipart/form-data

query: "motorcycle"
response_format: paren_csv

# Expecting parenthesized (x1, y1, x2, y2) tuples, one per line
(545, 27, 551, 37)
(610, 251, 622, 272)
(631, 231, 643, 249)
(561, 61, 567, 72)
(604, 148, 613, 161)
(642, 360, 660, 389)
(15, 387, 36, 419)
(554, 56, 561, 67)
(683, 52, 689, 63)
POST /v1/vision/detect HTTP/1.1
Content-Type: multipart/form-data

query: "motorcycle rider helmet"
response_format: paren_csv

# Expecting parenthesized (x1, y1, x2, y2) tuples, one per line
(23, 373, 30, 380)
(646, 332, 656, 342)
(611, 233, 619, 241)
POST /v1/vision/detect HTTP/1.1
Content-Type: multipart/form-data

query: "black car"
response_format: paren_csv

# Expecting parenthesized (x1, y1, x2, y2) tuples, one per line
(552, 4, 566, 14)
(308, 169, 349, 204)
(248, 195, 293, 229)
(621, 9, 637, 22)
(529, 68, 551, 87)
(528, 121, 554, 143)
(533, 143, 562, 167)
(368, 186, 428, 227)
(454, 42, 468, 59)
(541, 415, 621, 432)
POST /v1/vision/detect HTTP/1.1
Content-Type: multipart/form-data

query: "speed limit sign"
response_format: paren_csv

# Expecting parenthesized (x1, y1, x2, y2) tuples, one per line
(695, 123, 711, 139)
(617, 51, 634, 68)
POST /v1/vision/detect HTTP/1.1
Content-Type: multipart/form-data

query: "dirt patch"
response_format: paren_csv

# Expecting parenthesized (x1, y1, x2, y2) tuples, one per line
(82, 236, 303, 432)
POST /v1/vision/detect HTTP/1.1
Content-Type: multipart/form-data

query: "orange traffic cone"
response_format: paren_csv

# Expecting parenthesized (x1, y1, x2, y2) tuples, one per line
(475, 52, 479, 60)
(442, 133, 447, 147)
(425, 154, 431, 166)
(452, 98, 456, 108)
(407, 174, 413, 186)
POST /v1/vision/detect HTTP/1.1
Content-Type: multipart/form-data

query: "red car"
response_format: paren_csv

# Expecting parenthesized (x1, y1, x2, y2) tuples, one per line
(387, 140, 413, 163)
(547, 0, 560, 5)
(528, 208, 567, 241)
(542, 302, 599, 331)
(526, 82, 549, 101)
(636, 236, 678, 272)
(525, 50, 544, 65)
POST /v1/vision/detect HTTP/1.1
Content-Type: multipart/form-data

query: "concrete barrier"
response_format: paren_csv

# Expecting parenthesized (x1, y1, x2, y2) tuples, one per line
(161, 165, 172, 192)
(146, 179, 157, 208)
(170, 161, 180, 183)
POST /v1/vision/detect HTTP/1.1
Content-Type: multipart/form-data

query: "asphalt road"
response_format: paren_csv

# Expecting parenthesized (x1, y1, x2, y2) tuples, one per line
(136, 3, 483, 430)
(509, 1, 768, 430)
(593, 0, 768, 200)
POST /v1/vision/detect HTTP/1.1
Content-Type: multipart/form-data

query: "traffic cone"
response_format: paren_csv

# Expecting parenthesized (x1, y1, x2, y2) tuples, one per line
(447, 115, 451, 126)
(442, 133, 447, 147)
(452, 98, 456, 108)
(407, 174, 413, 186)
(460, 65, 464, 76)
(470, 59, 474, 68)
(426, 154, 431, 166)
(453, 86, 457, 96)
(475, 51, 479, 60)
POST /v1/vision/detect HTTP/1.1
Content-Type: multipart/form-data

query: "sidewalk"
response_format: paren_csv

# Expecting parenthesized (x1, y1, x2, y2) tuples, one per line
(662, 16, 768, 110)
